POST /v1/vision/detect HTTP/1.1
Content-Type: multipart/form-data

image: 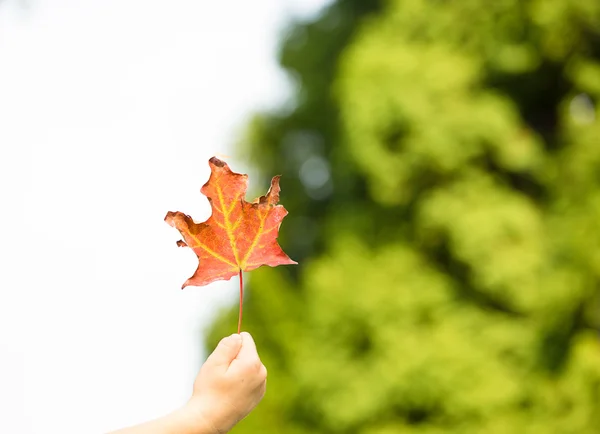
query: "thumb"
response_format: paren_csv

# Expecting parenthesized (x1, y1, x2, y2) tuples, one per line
(205, 334, 243, 368)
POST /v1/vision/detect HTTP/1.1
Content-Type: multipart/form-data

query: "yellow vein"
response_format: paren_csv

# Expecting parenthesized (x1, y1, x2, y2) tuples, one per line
(231, 215, 242, 231)
(227, 195, 239, 214)
(259, 224, 278, 237)
(214, 220, 227, 231)
(187, 232, 237, 268)
(240, 210, 268, 268)
(216, 183, 242, 266)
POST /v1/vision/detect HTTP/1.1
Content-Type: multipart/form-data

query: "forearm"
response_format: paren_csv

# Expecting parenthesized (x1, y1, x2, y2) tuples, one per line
(109, 333, 265, 434)
(109, 403, 217, 434)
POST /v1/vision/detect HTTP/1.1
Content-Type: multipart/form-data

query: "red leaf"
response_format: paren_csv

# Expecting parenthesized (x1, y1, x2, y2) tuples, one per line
(165, 157, 297, 288)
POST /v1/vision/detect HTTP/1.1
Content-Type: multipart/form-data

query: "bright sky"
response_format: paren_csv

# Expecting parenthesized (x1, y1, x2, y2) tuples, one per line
(0, 0, 330, 432)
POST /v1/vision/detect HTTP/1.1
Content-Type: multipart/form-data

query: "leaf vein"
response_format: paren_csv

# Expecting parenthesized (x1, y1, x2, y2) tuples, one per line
(216, 184, 242, 267)
(240, 210, 268, 268)
(188, 233, 237, 268)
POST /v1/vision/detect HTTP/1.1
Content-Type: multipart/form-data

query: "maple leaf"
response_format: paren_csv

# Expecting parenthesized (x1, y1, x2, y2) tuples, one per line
(165, 157, 297, 331)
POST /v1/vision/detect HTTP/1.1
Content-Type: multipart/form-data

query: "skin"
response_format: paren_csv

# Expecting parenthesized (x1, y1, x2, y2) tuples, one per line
(110, 332, 267, 434)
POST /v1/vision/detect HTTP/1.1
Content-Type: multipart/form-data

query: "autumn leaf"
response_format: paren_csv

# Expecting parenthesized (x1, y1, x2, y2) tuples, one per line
(165, 157, 297, 331)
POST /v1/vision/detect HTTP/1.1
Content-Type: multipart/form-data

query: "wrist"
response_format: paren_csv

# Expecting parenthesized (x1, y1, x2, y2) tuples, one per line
(183, 397, 231, 434)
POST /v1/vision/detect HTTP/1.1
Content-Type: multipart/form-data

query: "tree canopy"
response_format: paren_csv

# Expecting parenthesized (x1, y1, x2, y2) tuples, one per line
(208, 0, 600, 432)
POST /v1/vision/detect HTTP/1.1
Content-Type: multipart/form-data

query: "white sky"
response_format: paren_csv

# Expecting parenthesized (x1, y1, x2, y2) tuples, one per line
(0, 0, 330, 432)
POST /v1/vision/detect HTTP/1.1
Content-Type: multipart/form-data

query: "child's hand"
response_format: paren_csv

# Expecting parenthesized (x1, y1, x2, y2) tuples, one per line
(109, 332, 266, 434)
(186, 332, 267, 433)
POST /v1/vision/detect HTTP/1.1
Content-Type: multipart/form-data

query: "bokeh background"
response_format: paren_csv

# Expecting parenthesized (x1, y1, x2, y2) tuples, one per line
(207, 0, 600, 433)
(2, 0, 600, 433)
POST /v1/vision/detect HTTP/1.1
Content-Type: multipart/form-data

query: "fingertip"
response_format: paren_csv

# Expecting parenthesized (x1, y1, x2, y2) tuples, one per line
(207, 333, 244, 367)
(241, 332, 257, 346)
(220, 333, 242, 349)
(237, 331, 258, 357)
(241, 332, 257, 348)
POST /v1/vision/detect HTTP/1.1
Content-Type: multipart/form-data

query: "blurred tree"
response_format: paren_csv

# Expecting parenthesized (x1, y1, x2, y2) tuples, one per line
(208, 0, 600, 432)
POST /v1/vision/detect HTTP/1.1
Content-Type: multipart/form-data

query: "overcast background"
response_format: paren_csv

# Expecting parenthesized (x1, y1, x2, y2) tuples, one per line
(0, 0, 330, 432)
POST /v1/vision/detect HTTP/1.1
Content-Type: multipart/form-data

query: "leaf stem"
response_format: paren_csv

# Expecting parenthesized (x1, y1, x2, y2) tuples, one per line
(238, 269, 243, 334)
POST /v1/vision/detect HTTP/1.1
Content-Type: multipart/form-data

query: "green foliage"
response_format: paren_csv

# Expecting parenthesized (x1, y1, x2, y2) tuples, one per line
(208, 0, 600, 432)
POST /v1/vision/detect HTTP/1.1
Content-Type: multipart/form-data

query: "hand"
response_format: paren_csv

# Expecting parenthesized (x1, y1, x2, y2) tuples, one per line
(186, 332, 267, 433)
(109, 332, 266, 434)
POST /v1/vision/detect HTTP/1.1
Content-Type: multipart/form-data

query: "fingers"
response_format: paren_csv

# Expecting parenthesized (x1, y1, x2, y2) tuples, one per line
(236, 332, 259, 361)
(205, 333, 243, 368)
(231, 332, 266, 384)
(251, 378, 267, 402)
